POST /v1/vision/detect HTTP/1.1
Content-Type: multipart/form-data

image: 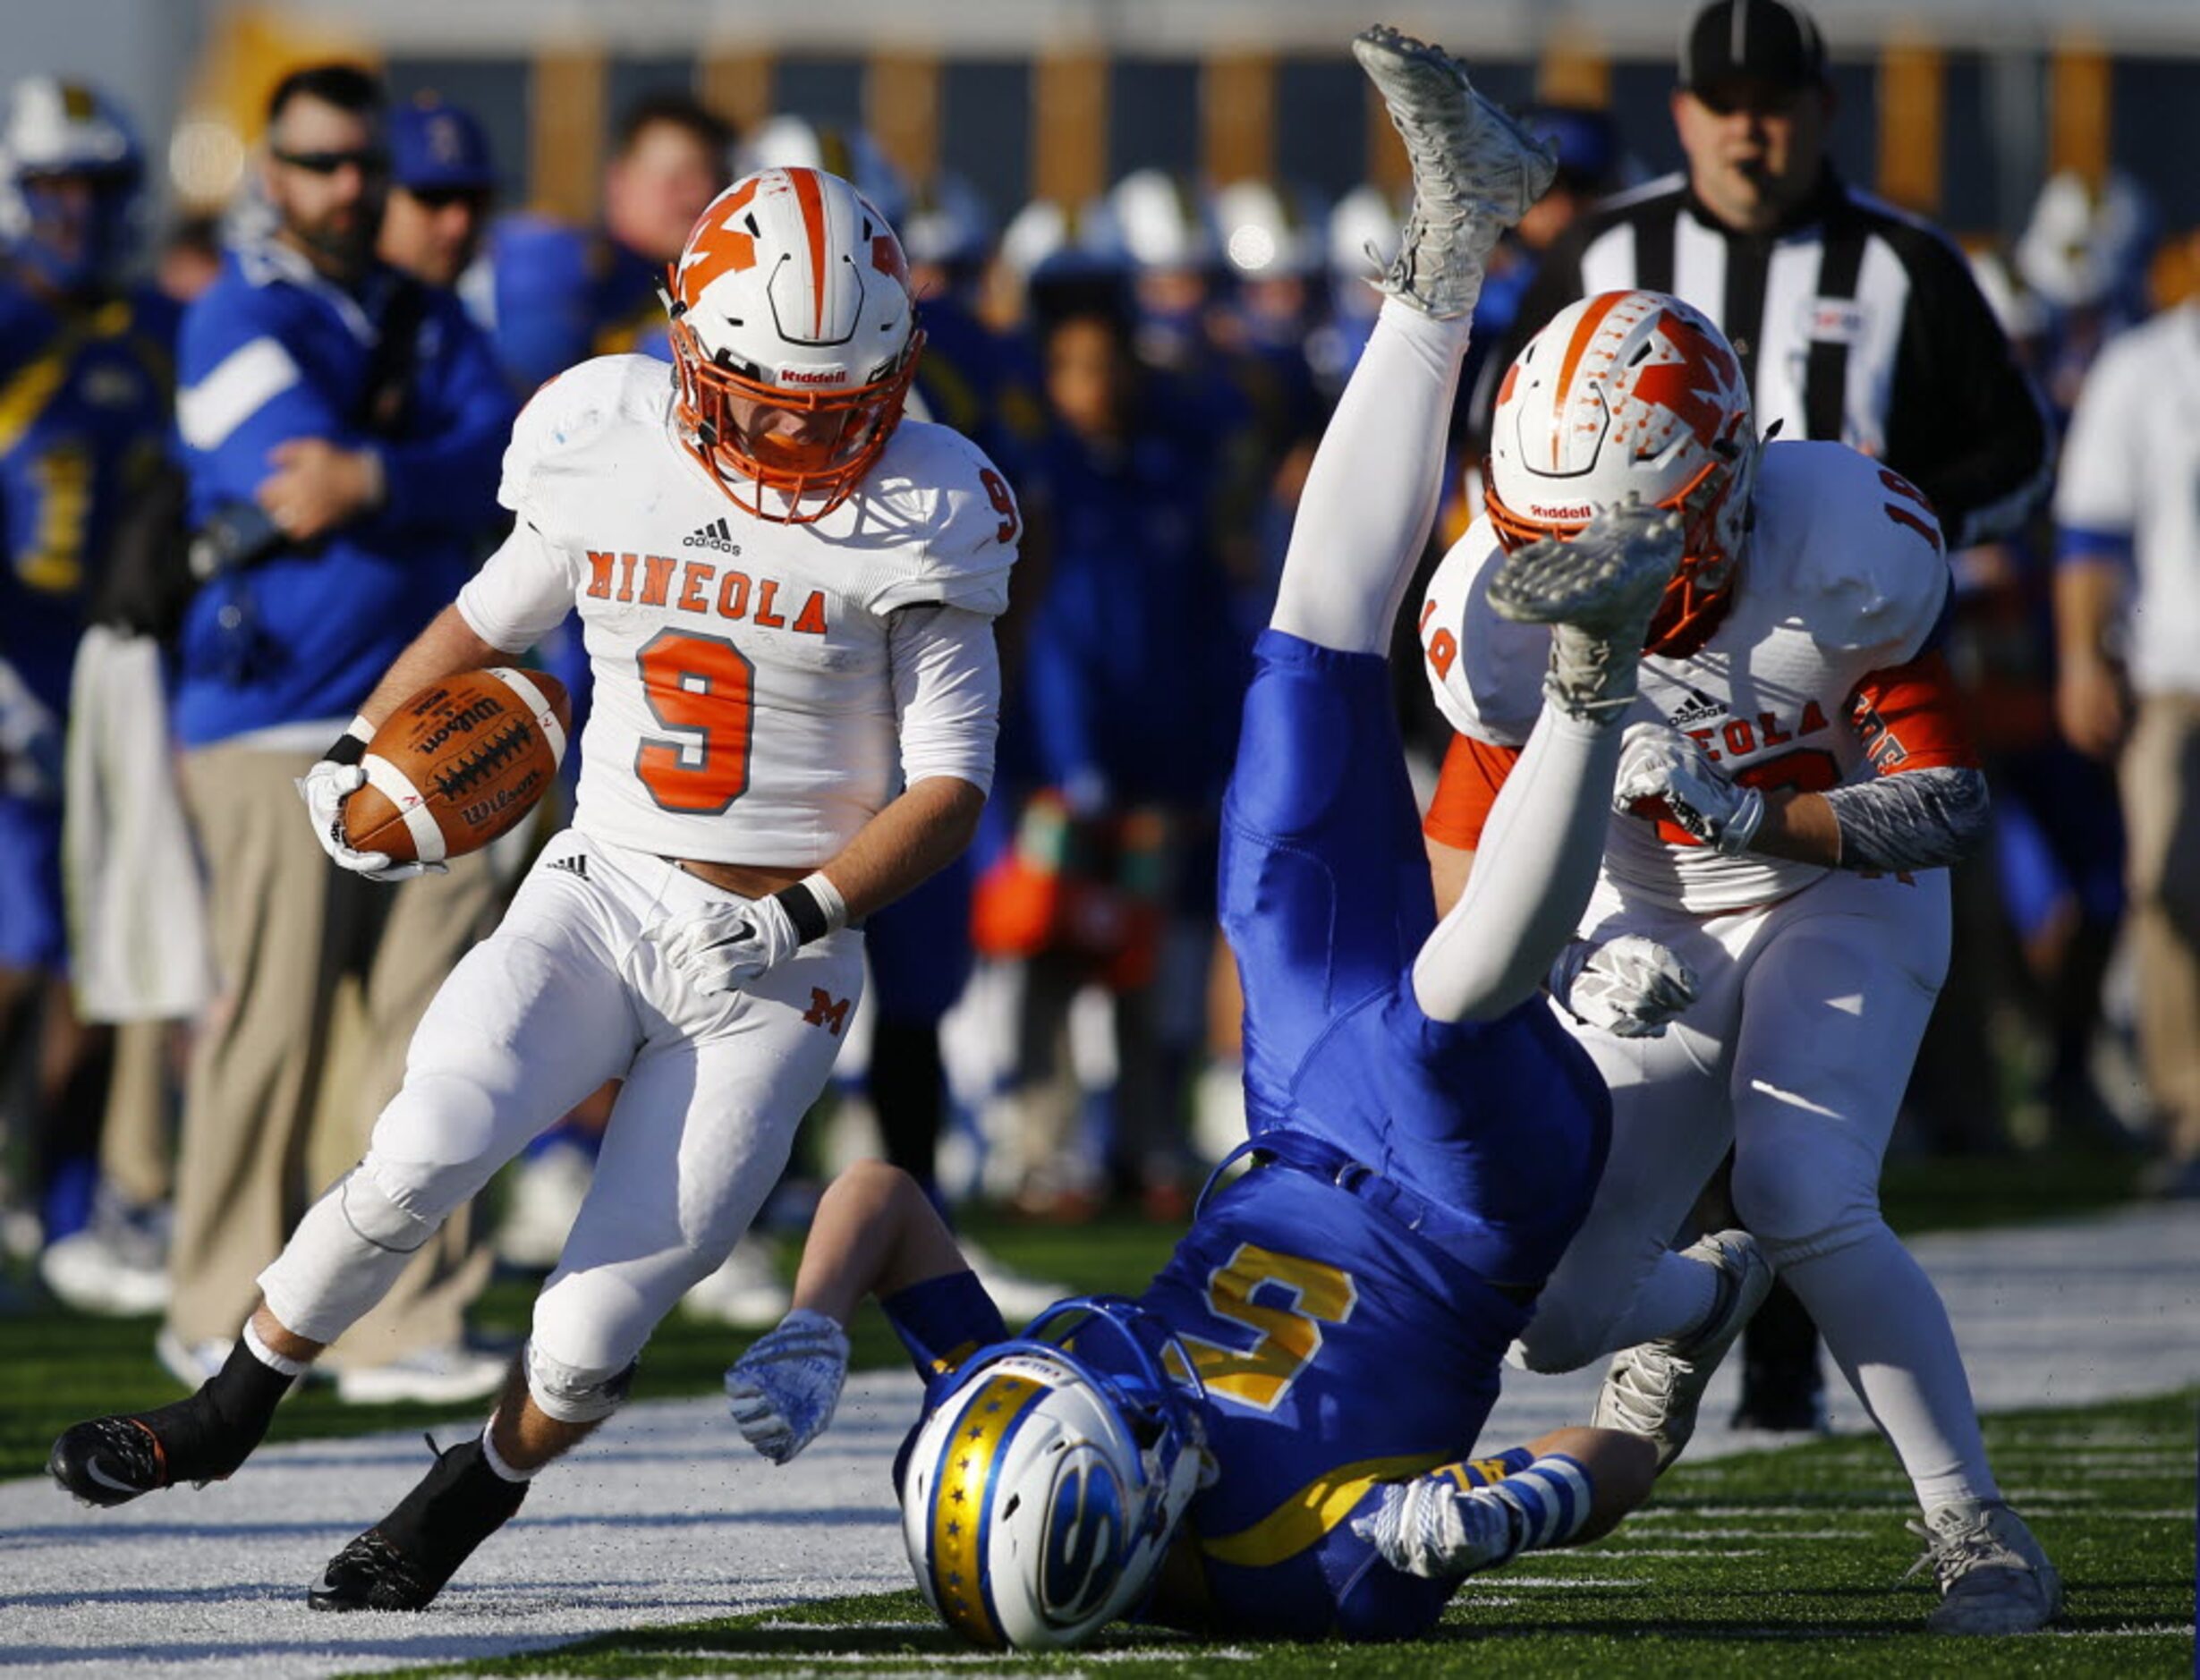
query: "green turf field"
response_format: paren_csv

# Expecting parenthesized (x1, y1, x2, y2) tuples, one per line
(344, 1388, 2195, 1679)
(0, 1147, 2152, 1481)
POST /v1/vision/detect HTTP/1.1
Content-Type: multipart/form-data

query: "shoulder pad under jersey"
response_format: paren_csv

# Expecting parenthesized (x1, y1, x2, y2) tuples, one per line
(1748, 440, 1951, 663)
(857, 420, 1021, 620)
(497, 353, 668, 514)
(1420, 515, 1549, 747)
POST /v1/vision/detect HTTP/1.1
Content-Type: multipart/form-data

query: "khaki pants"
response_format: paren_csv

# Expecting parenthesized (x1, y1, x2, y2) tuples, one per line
(168, 743, 497, 1368)
(2120, 694, 2200, 1162)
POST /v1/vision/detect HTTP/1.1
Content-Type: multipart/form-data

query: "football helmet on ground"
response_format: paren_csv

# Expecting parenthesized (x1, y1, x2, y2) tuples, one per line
(900, 1295, 1210, 1650)
(665, 165, 922, 522)
(1484, 289, 1756, 656)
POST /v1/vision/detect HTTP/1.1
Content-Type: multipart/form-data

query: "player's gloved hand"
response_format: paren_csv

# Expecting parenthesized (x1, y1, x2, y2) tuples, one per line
(648, 894, 802, 996)
(724, 1308, 851, 1465)
(1549, 936, 1699, 1038)
(1353, 1475, 1519, 1581)
(1612, 721, 1766, 855)
(295, 752, 446, 883)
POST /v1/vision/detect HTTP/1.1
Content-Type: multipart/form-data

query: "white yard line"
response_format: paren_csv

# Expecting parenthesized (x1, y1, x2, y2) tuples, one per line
(0, 1202, 2193, 1677)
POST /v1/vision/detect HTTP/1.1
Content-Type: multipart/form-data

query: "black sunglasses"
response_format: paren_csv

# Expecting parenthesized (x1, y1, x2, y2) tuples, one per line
(402, 185, 490, 211)
(273, 147, 389, 177)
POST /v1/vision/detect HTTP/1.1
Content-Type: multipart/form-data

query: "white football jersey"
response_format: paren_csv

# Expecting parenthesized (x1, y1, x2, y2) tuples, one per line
(457, 354, 1019, 866)
(2052, 300, 2200, 697)
(1423, 440, 1950, 914)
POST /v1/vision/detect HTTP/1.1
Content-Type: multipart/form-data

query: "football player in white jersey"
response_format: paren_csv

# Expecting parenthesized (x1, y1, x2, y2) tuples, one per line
(48, 165, 1022, 1611)
(1416, 288, 2060, 1634)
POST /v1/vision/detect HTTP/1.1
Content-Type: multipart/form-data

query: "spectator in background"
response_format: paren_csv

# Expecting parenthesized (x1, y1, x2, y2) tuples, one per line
(0, 77, 177, 1311)
(378, 96, 496, 290)
(476, 91, 732, 395)
(976, 271, 1247, 1219)
(161, 63, 514, 1400)
(1474, 0, 2051, 1436)
(155, 214, 225, 305)
(2053, 228, 2200, 1200)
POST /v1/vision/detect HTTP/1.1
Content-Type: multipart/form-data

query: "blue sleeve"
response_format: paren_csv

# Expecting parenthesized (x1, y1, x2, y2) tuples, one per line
(1020, 619, 1102, 790)
(487, 218, 599, 393)
(369, 296, 516, 534)
(880, 1269, 1007, 1383)
(176, 284, 346, 514)
(2053, 524, 2136, 569)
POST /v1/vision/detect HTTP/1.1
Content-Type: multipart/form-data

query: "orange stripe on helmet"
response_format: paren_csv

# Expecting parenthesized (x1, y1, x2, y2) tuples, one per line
(787, 166, 829, 338)
(1549, 291, 1629, 470)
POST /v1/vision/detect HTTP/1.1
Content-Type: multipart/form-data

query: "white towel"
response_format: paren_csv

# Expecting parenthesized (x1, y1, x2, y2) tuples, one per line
(62, 626, 214, 1022)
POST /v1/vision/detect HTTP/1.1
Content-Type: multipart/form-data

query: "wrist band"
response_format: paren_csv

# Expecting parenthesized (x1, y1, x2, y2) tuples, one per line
(774, 871, 848, 946)
(324, 714, 376, 768)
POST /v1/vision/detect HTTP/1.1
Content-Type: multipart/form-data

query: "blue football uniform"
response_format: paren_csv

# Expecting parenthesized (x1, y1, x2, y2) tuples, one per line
(887, 626, 1612, 1641)
(0, 280, 174, 968)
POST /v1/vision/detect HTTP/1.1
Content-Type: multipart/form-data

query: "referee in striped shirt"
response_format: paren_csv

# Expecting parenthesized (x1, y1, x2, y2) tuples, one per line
(1479, 0, 2051, 1434)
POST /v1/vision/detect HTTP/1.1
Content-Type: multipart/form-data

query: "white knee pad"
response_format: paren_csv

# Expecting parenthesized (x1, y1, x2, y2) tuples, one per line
(524, 1338, 637, 1424)
(256, 1159, 443, 1345)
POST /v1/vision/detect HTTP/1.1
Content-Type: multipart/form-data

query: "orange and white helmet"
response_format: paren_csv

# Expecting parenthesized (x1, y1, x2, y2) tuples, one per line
(1485, 290, 1756, 654)
(666, 165, 922, 522)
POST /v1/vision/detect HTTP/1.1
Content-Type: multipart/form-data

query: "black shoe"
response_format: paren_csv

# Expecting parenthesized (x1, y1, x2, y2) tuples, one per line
(48, 1415, 173, 1507)
(309, 1434, 528, 1613)
(47, 1348, 285, 1509)
(310, 1531, 444, 1612)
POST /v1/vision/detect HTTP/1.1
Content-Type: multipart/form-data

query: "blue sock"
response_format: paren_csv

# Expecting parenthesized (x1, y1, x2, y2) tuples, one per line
(1485, 1453, 1596, 1556)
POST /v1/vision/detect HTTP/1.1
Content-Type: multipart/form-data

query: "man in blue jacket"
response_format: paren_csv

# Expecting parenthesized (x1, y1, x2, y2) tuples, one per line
(161, 63, 514, 1404)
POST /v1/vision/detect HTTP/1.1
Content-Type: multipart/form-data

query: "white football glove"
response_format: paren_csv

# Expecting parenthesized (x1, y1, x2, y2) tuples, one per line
(647, 893, 802, 996)
(1548, 936, 1699, 1038)
(1353, 1475, 1518, 1581)
(1612, 721, 1766, 855)
(724, 1308, 851, 1465)
(296, 758, 446, 882)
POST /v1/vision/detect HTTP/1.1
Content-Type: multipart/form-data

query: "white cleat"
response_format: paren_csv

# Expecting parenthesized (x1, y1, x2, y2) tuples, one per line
(1351, 24, 1557, 318)
(1490, 501, 1689, 719)
(1908, 1499, 2064, 1634)
(1489, 500, 1686, 637)
(1593, 1228, 1773, 1473)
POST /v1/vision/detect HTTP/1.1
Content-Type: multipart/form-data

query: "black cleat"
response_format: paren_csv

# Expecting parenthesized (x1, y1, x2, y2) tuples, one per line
(49, 1342, 295, 1509)
(48, 1415, 173, 1507)
(308, 1434, 529, 1613)
(310, 1532, 443, 1612)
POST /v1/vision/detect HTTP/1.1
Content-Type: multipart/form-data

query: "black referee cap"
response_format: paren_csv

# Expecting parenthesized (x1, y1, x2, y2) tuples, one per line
(1678, 0, 1829, 92)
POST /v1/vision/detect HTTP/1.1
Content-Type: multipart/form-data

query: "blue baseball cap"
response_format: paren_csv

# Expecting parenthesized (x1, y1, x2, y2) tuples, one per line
(387, 97, 495, 192)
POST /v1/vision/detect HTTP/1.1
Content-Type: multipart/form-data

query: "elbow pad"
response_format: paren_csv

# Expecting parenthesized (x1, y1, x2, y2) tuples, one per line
(1821, 766, 1990, 872)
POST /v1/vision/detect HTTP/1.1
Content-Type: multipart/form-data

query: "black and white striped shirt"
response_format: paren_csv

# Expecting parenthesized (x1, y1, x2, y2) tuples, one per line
(1482, 167, 2051, 551)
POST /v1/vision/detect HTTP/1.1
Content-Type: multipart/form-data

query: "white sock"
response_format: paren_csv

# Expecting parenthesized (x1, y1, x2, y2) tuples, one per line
(1487, 1454, 1596, 1556)
(242, 1319, 310, 1379)
(1779, 1223, 1999, 1509)
(1270, 298, 1474, 657)
(480, 1420, 539, 1483)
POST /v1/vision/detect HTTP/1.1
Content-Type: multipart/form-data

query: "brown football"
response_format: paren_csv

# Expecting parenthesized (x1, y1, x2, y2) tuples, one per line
(343, 667, 572, 865)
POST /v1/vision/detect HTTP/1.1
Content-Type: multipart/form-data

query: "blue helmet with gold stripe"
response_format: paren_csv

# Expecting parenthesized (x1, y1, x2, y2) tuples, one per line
(899, 1294, 1210, 1650)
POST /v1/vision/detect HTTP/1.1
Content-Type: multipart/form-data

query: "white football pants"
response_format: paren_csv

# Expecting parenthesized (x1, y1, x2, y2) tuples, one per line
(259, 829, 862, 1401)
(1518, 865, 1999, 1507)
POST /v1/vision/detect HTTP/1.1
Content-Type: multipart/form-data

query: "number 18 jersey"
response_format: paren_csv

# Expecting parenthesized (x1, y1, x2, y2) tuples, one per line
(1423, 440, 1955, 914)
(456, 353, 1020, 865)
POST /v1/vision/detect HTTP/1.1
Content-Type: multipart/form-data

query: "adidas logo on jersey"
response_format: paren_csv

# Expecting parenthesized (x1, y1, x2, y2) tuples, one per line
(685, 517, 742, 555)
(1669, 687, 1728, 728)
(547, 853, 589, 881)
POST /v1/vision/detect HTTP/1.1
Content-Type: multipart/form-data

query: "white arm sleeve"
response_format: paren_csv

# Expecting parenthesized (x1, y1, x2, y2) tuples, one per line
(1411, 709, 1623, 1023)
(889, 604, 1001, 794)
(2052, 337, 2142, 536)
(454, 521, 580, 653)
